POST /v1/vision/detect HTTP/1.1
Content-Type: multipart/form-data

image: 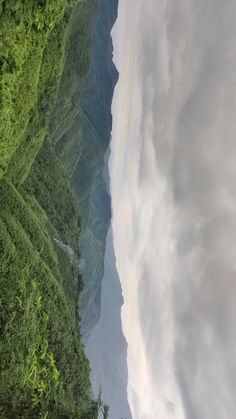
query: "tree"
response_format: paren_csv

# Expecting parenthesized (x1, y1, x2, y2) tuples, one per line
(101, 403, 109, 419)
(96, 386, 110, 419)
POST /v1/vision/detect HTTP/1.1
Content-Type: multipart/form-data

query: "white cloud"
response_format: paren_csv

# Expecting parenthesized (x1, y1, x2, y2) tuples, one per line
(110, 1, 236, 418)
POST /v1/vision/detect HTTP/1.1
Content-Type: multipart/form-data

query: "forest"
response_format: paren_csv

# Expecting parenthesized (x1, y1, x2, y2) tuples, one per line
(0, 0, 108, 417)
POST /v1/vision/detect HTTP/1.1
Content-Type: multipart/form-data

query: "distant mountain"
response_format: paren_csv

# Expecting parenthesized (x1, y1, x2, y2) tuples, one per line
(86, 229, 133, 419)
(47, 0, 119, 337)
(71, 0, 119, 336)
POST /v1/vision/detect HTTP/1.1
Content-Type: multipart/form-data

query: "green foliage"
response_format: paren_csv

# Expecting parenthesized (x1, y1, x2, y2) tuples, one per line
(0, 0, 72, 181)
(0, 0, 104, 417)
(0, 176, 97, 418)
(48, 0, 97, 178)
(23, 140, 82, 314)
(96, 387, 110, 419)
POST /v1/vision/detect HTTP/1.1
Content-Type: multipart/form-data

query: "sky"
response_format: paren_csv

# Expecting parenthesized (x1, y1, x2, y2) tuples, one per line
(110, 1, 236, 418)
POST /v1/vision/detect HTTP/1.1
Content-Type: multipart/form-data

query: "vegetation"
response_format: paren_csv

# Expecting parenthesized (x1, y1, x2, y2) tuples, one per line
(0, 0, 109, 417)
(48, 0, 97, 178)
(1, 0, 67, 180)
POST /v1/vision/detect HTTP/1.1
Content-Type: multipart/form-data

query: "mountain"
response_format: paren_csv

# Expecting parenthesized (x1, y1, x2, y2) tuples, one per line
(0, 1, 101, 416)
(0, 0, 131, 415)
(86, 229, 133, 419)
(72, 0, 119, 337)
(48, 0, 119, 338)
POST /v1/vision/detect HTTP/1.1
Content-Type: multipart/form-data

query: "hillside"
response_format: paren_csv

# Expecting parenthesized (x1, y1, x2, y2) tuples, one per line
(0, 1, 102, 417)
(74, 0, 119, 337)
(47, 0, 119, 338)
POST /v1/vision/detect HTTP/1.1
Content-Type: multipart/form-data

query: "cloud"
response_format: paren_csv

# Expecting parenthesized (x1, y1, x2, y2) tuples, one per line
(110, 1, 236, 418)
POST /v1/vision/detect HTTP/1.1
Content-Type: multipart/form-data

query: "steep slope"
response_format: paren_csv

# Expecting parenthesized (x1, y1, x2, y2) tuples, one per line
(0, 1, 101, 417)
(48, 0, 119, 337)
(73, 0, 119, 337)
(0, 0, 128, 416)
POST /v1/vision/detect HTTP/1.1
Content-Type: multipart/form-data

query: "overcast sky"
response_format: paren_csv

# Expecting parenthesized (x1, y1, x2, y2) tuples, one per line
(110, 1, 236, 418)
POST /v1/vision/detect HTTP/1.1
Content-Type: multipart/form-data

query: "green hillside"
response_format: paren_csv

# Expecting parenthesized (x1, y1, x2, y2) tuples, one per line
(0, 1, 104, 417)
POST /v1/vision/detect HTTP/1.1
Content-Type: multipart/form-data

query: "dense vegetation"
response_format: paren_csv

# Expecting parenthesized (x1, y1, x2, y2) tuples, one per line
(47, 0, 119, 338)
(0, 0, 108, 417)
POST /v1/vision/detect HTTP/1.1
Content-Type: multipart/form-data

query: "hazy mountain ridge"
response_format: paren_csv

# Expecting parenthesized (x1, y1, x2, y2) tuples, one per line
(46, 0, 119, 336)
(74, 1, 132, 415)
(71, 0, 119, 336)
(86, 229, 133, 419)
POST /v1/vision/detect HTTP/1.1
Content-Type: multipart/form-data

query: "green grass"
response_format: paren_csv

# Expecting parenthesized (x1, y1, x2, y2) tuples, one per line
(48, 0, 96, 178)
(0, 172, 96, 418)
(23, 140, 82, 312)
(0, 0, 105, 417)
(0, 0, 69, 179)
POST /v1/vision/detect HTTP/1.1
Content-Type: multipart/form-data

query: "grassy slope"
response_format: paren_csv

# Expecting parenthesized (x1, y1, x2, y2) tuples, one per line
(0, 1, 100, 418)
(48, 0, 95, 178)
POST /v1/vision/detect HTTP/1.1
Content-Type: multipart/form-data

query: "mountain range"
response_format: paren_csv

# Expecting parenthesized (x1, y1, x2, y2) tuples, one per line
(86, 229, 133, 419)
